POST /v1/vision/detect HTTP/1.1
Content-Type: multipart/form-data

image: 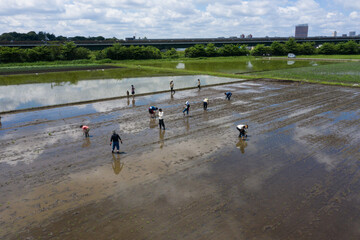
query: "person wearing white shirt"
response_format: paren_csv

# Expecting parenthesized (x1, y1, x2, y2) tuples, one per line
(182, 101, 190, 115)
(236, 124, 248, 139)
(158, 109, 165, 130)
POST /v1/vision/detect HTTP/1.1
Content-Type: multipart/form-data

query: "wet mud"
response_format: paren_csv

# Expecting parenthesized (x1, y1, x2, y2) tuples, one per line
(1, 81, 360, 239)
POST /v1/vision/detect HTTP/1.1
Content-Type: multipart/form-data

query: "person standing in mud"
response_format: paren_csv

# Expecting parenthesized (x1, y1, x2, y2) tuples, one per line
(225, 92, 232, 100)
(80, 125, 90, 138)
(158, 109, 165, 130)
(110, 130, 123, 153)
(197, 79, 201, 89)
(203, 98, 208, 110)
(131, 85, 135, 96)
(170, 81, 175, 94)
(183, 101, 190, 115)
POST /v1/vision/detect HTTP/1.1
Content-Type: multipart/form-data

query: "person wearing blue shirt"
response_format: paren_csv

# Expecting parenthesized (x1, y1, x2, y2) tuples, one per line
(225, 92, 232, 100)
(149, 106, 158, 118)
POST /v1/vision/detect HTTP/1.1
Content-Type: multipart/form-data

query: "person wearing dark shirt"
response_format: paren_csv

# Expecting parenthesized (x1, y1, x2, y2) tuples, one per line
(225, 92, 232, 100)
(110, 131, 123, 153)
(131, 85, 135, 96)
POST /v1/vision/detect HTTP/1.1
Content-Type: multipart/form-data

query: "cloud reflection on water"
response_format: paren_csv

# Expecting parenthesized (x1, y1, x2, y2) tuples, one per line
(0, 75, 241, 112)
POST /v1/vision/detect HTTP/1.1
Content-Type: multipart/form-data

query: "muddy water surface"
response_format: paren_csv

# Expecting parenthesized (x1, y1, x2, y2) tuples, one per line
(0, 75, 238, 112)
(1, 81, 360, 239)
(141, 59, 336, 74)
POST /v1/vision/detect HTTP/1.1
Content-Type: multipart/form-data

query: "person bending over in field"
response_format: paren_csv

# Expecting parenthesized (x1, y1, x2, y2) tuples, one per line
(236, 124, 248, 139)
(225, 92, 232, 100)
(80, 125, 90, 138)
(203, 98, 208, 110)
(149, 106, 158, 118)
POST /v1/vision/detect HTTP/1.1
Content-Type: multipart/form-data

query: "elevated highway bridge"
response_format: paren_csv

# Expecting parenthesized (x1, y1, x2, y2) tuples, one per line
(1, 36, 359, 50)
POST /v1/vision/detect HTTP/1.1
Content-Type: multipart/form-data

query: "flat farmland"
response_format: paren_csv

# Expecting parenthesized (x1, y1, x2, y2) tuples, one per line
(1, 80, 360, 239)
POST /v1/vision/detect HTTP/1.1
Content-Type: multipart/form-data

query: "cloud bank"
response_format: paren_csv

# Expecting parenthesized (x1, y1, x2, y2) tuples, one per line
(0, 0, 358, 38)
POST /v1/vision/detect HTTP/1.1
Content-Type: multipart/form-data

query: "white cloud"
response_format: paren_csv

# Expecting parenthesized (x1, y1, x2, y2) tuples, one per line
(333, 0, 360, 10)
(349, 11, 360, 20)
(0, 0, 358, 38)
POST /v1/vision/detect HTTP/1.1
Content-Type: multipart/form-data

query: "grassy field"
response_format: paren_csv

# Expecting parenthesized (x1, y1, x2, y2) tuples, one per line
(1, 55, 359, 86)
(248, 62, 360, 85)
(0, 66, 190, 86)
(0, 59, 116, 74)
(294, 55, 360, 60)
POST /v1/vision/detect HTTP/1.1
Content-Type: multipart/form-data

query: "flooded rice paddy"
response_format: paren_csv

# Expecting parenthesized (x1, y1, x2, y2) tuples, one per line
(0, 75, 239, 112)
(141, 59, 336, 74)
(0, 81, 360, 239)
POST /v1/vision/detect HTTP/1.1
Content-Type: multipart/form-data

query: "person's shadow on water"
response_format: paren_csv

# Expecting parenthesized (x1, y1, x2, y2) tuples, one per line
(184, 117, 190, 132)
(82, 137, 91, 148)
(236, 138, 248, 154)
(149, 117, 157, 129)
(132, 97, 135, 107)
(159, 129, 165, 149)
(112, 153, 124, 175)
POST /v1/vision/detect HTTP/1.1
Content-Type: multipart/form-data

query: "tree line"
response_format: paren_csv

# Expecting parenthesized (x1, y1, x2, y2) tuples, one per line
(185, 39, 359, 57)
(0, 31, 109, 42)
(0, 39, 359, 63)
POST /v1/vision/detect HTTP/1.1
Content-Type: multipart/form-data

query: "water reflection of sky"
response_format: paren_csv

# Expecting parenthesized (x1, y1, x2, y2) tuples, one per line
(0, 75, 240, 112)
(0, 88, 201, 130)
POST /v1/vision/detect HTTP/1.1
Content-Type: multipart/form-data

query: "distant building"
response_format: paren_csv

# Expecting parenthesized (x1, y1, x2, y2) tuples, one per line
(342, 34, 347, 37)
(349, 31, 356, 36)
(125, 36, 135, 41)
(240, 34, 245, 38)
(246, 34, 253, 38)
(333, 31, 337, 37)
(295, 24, 308, 38)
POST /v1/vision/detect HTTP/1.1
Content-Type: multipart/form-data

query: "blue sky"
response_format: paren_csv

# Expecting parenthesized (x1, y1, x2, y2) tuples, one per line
(0, 0, 359, 39)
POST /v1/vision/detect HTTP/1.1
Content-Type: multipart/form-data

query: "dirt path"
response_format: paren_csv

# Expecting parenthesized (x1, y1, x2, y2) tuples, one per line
(1, 81, 360, 239)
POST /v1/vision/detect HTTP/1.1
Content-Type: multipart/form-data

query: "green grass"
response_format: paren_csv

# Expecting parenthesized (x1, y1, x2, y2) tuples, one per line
(1, 55, 359, 87)
(119, 56, 256, 65)
(268, 55, 360, 60)
(0, 60, 106, 74)
(0, 66, 190, 86)
(248, 62, 360, 85)
(296, 55, 360, 60)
